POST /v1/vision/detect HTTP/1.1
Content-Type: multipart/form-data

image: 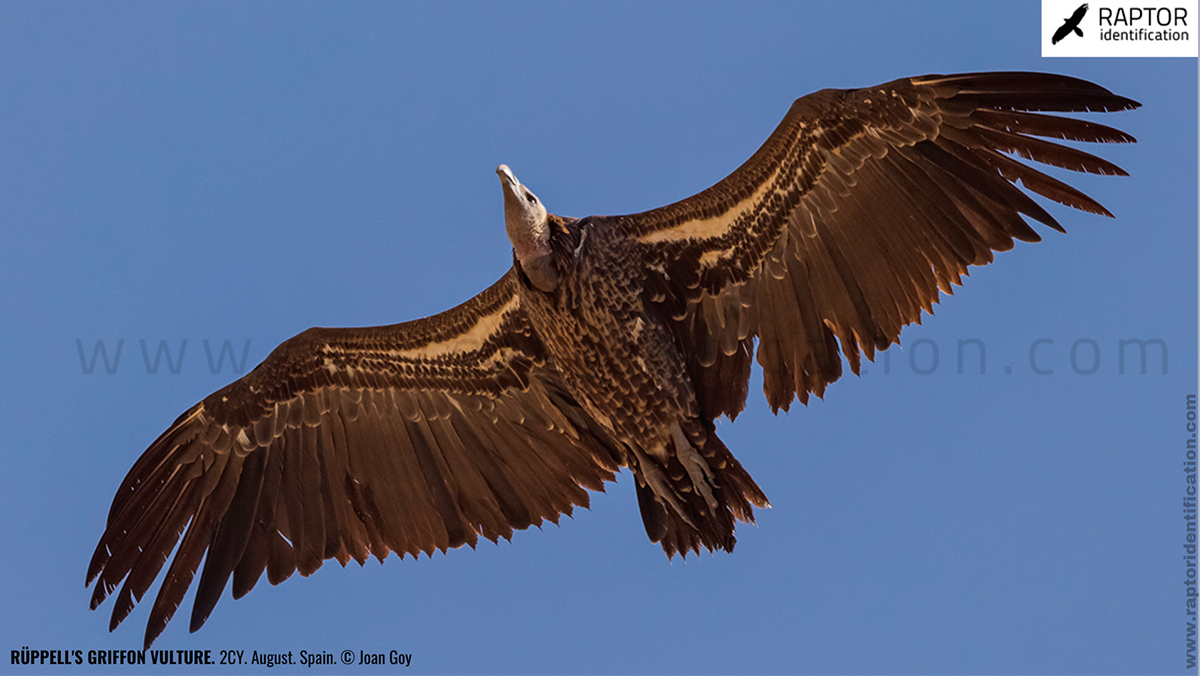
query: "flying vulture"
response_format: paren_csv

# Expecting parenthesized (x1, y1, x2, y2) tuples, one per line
(87, 72, 1138, 648)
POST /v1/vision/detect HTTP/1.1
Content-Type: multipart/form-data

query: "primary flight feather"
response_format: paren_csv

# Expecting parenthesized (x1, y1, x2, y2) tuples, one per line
(87, 71, 1139, 648)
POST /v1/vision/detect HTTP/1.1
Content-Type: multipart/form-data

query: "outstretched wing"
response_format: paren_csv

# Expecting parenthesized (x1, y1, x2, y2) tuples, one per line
(609, 72, 1138, 417)
(86, 269, 623, 648)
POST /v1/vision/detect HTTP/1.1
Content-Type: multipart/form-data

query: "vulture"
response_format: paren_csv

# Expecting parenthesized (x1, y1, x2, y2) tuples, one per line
(87, 71, 1139, 648)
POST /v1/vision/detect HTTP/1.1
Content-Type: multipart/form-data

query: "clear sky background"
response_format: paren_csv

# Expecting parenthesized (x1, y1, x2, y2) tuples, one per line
(0, 2, 1195, 674)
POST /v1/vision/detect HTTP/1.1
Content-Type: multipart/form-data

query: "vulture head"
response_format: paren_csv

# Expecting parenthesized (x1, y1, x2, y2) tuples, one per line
(497, 164, 558, 292)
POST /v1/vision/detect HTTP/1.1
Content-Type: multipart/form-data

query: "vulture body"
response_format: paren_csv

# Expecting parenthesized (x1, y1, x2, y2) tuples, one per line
(87, 72, 1139, 648)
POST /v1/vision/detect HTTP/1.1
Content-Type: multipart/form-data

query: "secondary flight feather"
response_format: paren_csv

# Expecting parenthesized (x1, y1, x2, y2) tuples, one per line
(87, 71, 1139, 648)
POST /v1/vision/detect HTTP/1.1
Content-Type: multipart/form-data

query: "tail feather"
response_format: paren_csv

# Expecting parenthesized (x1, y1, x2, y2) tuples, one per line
(632, 424, 769, 558)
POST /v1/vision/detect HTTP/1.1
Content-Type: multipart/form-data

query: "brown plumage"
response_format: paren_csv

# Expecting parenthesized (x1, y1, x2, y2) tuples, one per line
(87, 71, 1138, 648)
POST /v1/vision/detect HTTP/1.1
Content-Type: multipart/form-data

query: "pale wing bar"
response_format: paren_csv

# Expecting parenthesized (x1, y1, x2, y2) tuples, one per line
(86, 273, 622, 649)
(626, 72, 1138, 416)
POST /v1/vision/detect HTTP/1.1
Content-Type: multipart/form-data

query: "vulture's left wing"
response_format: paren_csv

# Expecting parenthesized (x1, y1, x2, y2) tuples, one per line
(87, 270, 623, 648)
(608, 72, 1138, 418)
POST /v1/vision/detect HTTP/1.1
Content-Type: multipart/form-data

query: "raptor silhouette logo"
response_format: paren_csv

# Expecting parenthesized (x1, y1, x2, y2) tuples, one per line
(1053, 3, 1089, 44)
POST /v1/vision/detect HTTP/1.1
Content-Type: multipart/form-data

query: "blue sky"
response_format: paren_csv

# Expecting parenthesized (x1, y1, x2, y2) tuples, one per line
(0, 2, 1195, 674)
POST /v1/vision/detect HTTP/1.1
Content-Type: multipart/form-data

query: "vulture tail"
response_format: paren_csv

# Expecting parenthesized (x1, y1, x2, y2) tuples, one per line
(633, 422, 769, 558)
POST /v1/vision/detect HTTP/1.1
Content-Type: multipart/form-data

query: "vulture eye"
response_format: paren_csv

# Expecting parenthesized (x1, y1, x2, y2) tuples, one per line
(525, 192, 537, 204)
